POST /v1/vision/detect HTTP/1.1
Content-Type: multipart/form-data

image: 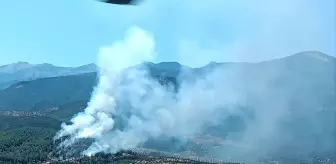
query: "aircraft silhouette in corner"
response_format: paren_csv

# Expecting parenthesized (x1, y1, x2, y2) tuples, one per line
(97, 0, 140, 5)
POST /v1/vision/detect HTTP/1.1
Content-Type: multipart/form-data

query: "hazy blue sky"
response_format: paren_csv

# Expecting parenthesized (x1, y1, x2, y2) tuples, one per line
(0, 0, 335, 67)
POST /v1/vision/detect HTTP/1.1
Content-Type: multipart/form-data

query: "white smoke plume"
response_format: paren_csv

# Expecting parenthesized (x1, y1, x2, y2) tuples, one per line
(55, 25, 336, 163)
(54, 26, 157, 154)
(55, 25, 227, 154)
(54, 25, 243, 157)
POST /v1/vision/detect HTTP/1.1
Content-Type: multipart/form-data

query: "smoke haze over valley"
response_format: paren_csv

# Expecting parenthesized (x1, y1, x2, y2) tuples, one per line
(48, 26, 336, 163)
(0, 1, 335, 163)
(0, 47, 334, 163)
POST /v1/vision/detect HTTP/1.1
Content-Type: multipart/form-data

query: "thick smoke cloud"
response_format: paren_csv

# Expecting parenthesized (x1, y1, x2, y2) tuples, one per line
(55, 25, 230, 155)
(54, 25, 244, 156)
(55, 26, 336, 163)
(54, 26, 157, 154)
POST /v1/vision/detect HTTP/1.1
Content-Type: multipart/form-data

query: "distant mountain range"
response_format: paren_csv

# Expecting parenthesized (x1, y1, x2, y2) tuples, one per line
(0, 51, 334, 112)
(0, 62, 97, 89)
(0, 51, 335, 163)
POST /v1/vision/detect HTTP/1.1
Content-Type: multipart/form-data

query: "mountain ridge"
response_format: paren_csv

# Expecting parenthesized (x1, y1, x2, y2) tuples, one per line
(0, 62, 98, 89)
(0, 50, 334, 111)
(0, 51, 335, 163)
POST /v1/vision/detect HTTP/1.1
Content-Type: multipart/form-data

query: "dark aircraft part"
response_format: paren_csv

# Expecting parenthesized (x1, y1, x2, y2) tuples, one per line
(97, 0, 140, 5)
